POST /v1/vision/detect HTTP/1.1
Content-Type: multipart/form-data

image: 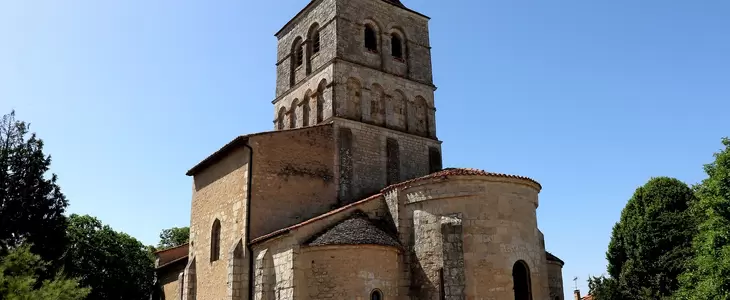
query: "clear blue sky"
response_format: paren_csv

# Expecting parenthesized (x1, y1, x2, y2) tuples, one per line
(1, 0, 728, 297)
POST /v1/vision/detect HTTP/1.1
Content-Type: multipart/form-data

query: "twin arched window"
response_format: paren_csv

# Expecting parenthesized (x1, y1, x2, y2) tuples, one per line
(364, 23, 405, 61)
(210, 219, 221, 262)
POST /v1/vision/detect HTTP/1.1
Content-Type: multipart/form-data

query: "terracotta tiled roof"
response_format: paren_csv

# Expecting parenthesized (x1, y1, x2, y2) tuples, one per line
(381, 168, 541, 192)
(252, 168, 540, 244)
(306, 211, 400, 247)
(545, 251, 564, 266)
(155, 243, 189, 269)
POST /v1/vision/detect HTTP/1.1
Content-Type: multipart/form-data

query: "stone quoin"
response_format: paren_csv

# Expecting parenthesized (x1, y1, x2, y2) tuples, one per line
(153, 0, 565, 299)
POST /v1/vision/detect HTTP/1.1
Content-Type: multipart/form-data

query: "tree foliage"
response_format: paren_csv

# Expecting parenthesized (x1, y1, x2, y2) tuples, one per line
(64, 214, 155, 300)
(675, 138, 730, 299)
(157, 226, 189, 249)
(605, 177, 697, 299)
(588, 275, 622, 300)
(0, 244, 90, 300)
(0, 111, 69, 269)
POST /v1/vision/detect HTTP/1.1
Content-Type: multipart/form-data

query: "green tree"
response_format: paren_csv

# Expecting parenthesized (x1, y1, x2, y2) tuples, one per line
(157, 226, 189, 249)
(588, 276, 622, 300)
(0, 111, 69, 269)
(0, 244, 90, 300)
(64, 214, 155, 300)
(675, 138, 730, 299)
(606, 177, 697, 299)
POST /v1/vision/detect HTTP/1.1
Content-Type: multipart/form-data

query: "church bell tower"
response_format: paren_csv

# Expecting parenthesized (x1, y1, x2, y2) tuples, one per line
(272, 0, 442, 203)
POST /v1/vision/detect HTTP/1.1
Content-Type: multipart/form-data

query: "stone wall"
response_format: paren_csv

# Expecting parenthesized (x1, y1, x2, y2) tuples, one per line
(393, 176, 549, 299)
(250, 196, 393, 300)
(275, 0, 337, 98)
(273, 0, 438, 140)
(547, 261, 565, 300)
(332, 61, 436, 138)
(189, 147, 250, 300)
(248, 125, 339, 239)
(273, 65, 334, 131)
(252, 236, 298, 300)
(333, 118, 441, 204)
(335, 0, 433, 84)
(159, 264, 185, 300)
(300, 245, 401, 300)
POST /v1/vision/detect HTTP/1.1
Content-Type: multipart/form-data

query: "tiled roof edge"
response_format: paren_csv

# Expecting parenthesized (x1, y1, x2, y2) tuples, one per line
(381, 168, 542, 193)
(546, 251, 565, 265)
(153, 242, 189, 254)
(156, 255, 189, 270)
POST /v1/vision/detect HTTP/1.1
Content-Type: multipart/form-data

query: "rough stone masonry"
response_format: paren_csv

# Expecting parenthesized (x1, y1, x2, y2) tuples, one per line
(154, 0, 566, 299)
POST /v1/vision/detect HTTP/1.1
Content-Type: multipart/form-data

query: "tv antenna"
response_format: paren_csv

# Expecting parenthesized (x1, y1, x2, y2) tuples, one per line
(573, 276, 579, 291)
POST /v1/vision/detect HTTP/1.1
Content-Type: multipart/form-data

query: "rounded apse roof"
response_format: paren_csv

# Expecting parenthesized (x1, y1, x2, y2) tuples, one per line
(306, 211, 400, 247)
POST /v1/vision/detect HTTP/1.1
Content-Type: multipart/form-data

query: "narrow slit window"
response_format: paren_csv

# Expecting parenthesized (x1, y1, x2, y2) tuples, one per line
(391, 34, 403, 59)
(312, 30, 321, 54)
(296, 45, 304, 67)
(365, 25, 377, 52)
(210, 219, 221, 262)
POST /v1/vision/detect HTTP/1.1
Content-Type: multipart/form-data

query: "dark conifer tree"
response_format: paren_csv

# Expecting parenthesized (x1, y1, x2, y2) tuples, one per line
(0, 110, 69, 273)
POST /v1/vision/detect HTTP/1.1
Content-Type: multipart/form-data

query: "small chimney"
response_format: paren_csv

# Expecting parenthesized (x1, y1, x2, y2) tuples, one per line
(574, 290, 581, 300)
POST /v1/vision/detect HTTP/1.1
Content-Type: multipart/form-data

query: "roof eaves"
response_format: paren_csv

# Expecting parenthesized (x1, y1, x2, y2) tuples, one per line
(545, 251, 565, 266)
(153, 242, 190, 254)
(275, 0, 321, 37)
(186, 123, 334, 176)
(156, 255, 189, 270)
(186, 136, 249, 176)
(380, 0, 430, 19)
(275, 0, 429, 38)
(380, 168, 542, 193)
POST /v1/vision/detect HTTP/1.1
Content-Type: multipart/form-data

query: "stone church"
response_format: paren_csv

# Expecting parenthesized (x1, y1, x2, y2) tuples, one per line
(153, 0, 566, 299)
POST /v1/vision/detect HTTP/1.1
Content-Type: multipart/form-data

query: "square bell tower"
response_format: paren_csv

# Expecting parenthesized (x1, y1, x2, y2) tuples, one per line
(272, 0, 442, 203)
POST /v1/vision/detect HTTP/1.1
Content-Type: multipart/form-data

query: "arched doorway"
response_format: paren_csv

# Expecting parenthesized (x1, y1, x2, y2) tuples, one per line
(513, 260, 532, 300)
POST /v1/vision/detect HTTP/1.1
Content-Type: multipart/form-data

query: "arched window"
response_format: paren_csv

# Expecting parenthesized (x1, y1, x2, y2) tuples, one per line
(370, 84, 385, 126)
(513, 260, 533, 300)
(346, 78, 362, 120)
(391, 33, 403, 60)
(414, 96, 428, 136)
(295, 45, 304, 67)
(370, 289, 383, 300)
(311, 29, 321, 55)
(210, 219, 221, 262)
(277, 107, 286, 130)
(302, 92, 311, 127)
(289, 100, 298, 129)
(364, 25, 378, 52)
(317, 80, 326, 123)
(388, 90, 407, 130)
(290, 37, 304, 87)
